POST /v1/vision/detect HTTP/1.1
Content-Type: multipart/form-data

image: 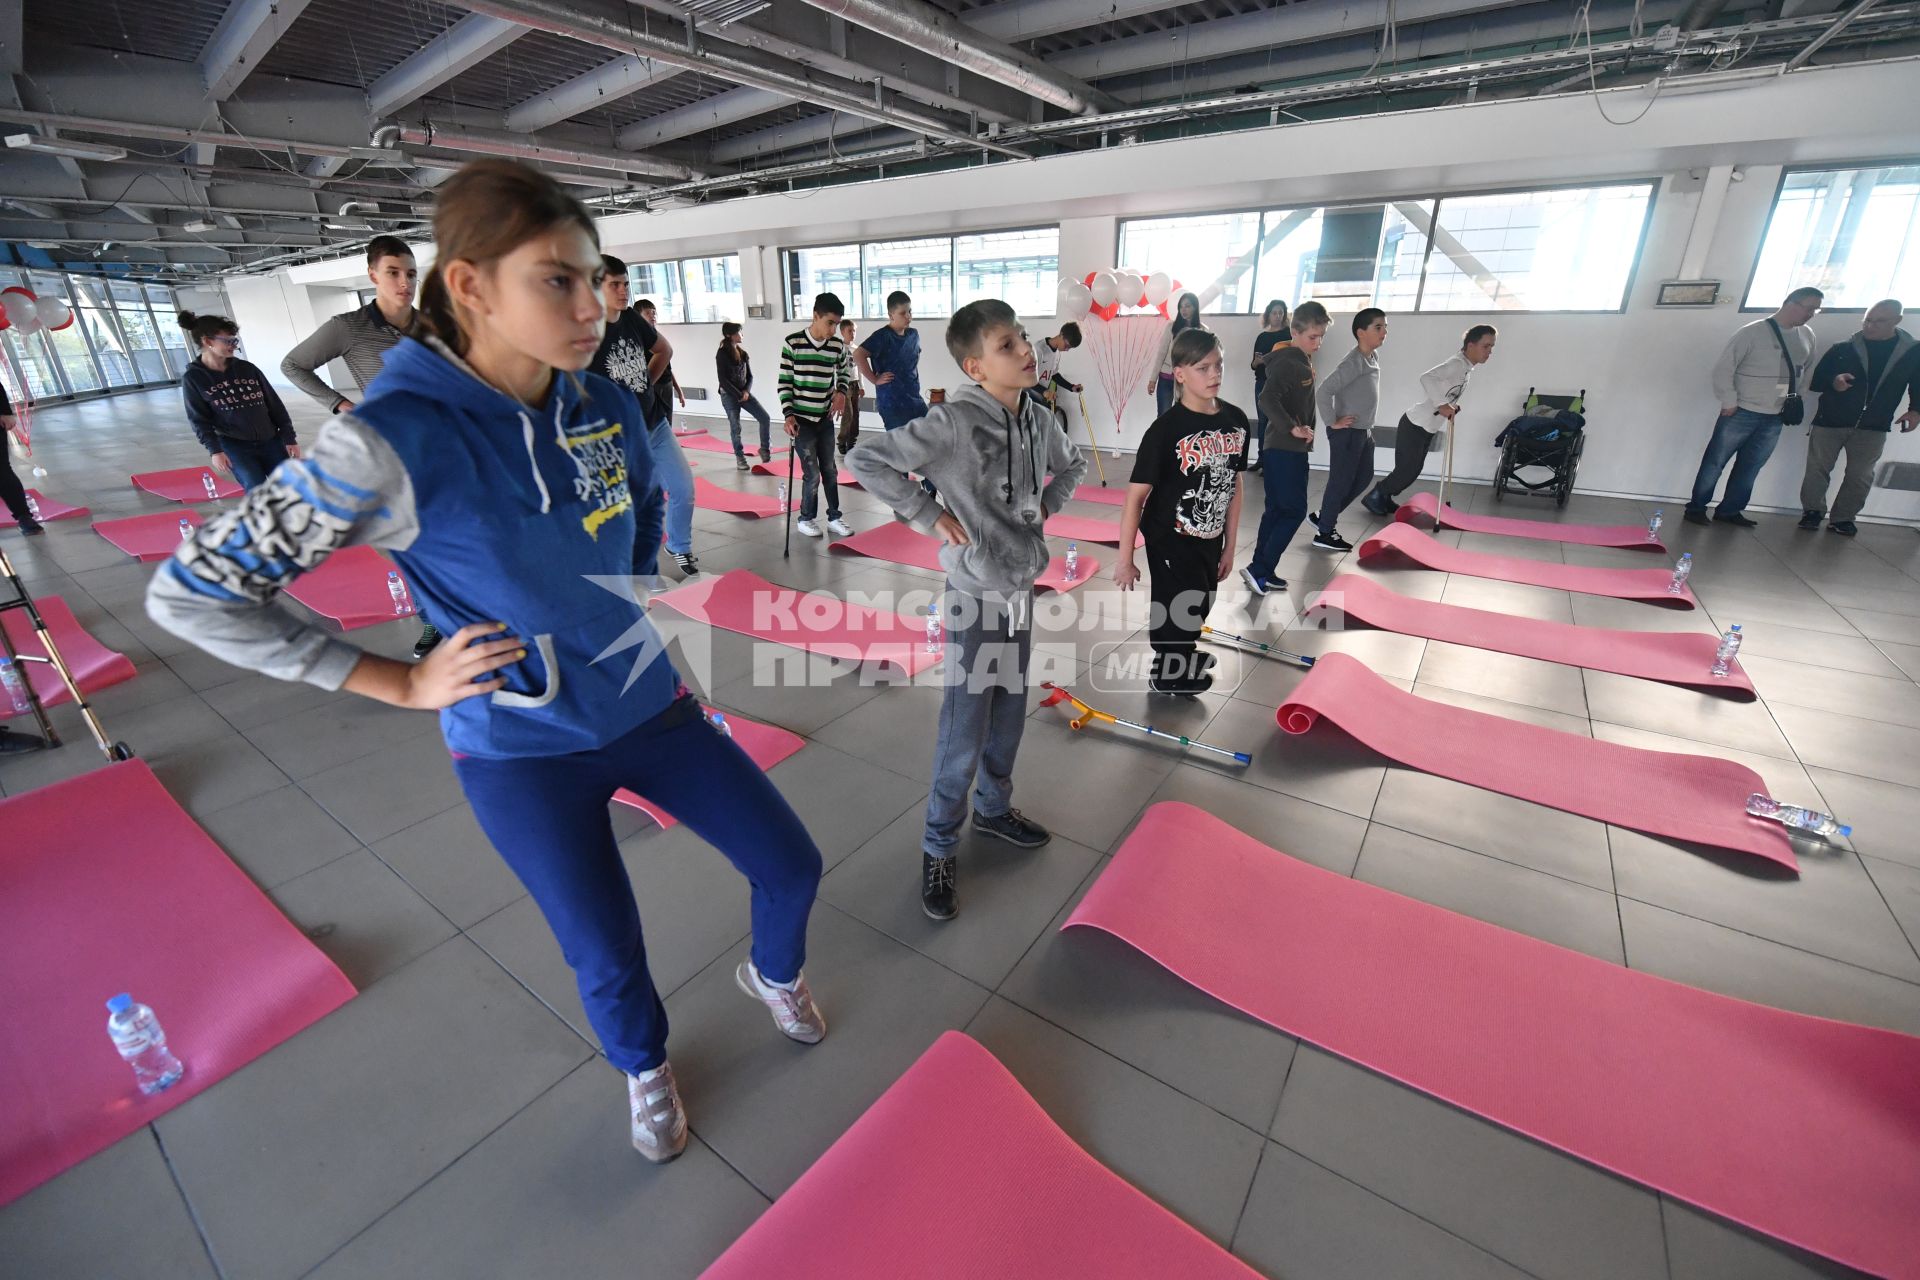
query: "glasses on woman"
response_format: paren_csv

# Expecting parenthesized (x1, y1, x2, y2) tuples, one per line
(209, 335, 240, 347)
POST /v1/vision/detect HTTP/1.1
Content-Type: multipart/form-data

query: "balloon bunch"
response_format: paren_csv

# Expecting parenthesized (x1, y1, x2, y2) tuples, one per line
(0, 287, 76, 336)
(1056, 270, 1179, 322)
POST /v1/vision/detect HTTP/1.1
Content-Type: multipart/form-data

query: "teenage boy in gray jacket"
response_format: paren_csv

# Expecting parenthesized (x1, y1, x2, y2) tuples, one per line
(847, 300, 1087, 922)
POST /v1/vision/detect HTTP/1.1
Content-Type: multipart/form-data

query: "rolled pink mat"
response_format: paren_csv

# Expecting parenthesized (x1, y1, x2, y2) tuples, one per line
(283, 546, 419, 631)
(1396, 491, 1666, 551)
(1304, 574, 1754, 698)
(93, 511, 204, 562)
(614, 708, 802, 828)
(828, 520, 1102, 592)
(130, 467, 244, 503)
(1276, 653, 1793, 868)
(1064, 802, 1920, 1279)
(1045, 513, 1143, 547)
(1, 595, 137, 715)
(0, 762, 355, 1206)
(651, 568, 941, 675)
(702, 1030, 1260, 1279)
(1358, 522, 1697, 608)
(0, 489, 89, 527)
(688, 476, 785, 518)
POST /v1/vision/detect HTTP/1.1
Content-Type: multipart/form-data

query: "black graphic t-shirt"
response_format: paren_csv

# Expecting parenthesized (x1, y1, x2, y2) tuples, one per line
(1130, 401, 1250, 548)
(588, 310, 660, 424)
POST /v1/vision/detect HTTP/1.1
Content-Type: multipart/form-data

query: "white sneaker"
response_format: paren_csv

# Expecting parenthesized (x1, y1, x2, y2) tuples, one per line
(795, 518, 822, 537)
(628, 1062, 688, 1163)
(826, 517, 854, 537)
(735, 960, 827, 1044)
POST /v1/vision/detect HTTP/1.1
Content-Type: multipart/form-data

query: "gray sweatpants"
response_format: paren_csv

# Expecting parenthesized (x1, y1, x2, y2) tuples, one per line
(1800, 426, 1888, 523)
(924, 588, 1032, 857)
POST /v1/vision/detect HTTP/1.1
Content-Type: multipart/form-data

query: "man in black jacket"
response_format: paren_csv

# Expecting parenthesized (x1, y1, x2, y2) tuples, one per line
(1798, 299, 1920, 536)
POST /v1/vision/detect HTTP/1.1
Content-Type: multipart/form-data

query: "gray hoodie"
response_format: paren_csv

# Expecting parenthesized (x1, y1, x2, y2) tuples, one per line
(846, 382, 1087, 602)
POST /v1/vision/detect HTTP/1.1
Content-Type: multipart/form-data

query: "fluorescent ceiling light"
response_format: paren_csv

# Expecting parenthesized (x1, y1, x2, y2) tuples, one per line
(181, 220, 215, 232)
(5, 133, 128, 162)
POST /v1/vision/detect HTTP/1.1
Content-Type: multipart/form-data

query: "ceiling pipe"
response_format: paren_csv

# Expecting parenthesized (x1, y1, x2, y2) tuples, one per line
(0, 107, 400, 163)
(790, 0, 1120, 115)
(1783, 0, 1883, 68)
(389, 121, 705, 181)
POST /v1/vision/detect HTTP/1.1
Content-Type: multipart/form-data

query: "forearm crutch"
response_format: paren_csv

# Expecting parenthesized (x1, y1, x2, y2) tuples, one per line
(1040, 682, 1251, 765)
(1075, 390, 1108, 486)
(0, 543, 134, 761)
(782, 421, 798, 559)
(1199, 625, 1315, 668)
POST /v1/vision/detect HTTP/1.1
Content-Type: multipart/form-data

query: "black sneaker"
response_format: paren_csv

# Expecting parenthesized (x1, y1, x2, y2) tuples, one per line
(735, 455, 749, 470)
(921, 853, 957, 921)
(1311, 529, 1353, 551)
(1714, 512, 1758, 528)
(971, 807, 1050, 849)
(1829, 520, 1858, 537)
(412, 624, 442, 659)
(0, 726, 47, 754)
(19, 519, 44, 536)
(758, 446, 771, 463)
(1682, 508, 1712, 526)
(1360, 490, 1394, 517)
(1149, 672, 1214, 697)
(1797, 511, 1822, 531)
(673, 551, 699, 575)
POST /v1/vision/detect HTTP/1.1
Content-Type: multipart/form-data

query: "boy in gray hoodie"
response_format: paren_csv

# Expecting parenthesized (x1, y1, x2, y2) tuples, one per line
(847, 300, 1087, 921)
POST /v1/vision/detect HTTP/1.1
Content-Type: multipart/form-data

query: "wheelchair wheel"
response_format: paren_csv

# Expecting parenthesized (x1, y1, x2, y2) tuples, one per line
(1556, 461, 1576, 509)
(1492, 450, 1511, 502)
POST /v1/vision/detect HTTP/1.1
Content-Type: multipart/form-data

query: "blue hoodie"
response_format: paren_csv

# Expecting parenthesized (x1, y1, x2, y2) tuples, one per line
(147, 336, 680, 759)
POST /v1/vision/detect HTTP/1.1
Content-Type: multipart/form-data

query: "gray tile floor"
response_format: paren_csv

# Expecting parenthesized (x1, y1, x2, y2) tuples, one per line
(4, 389, 1914, 1280)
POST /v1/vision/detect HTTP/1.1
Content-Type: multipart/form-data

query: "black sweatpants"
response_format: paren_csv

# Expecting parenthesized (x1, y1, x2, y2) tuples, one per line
(0, 448, 31, 525)
(1317, 425, 1375, 534)
(1146, 535, 1219, 690)
(1370, 415, 1432, 505)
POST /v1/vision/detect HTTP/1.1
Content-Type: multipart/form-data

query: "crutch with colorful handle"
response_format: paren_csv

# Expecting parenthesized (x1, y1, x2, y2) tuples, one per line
(1040, 682, 1251, 765)
(1199, 625, 1315, 668)
(1074, 389, 1109, 486)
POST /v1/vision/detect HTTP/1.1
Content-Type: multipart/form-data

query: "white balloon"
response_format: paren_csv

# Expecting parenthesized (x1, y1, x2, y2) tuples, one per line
(1116, 272, 1145, 307)
(36, 297, 74, 330)
(1060, 280, 1092, 318)
(1144, 271, 1173, 306)
(1089, 270, 1119, 308)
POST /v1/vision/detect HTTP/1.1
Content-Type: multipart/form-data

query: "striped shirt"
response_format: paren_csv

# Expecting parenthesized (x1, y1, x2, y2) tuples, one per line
(280, 302, 408, 411)
(777, 327, 852, 420)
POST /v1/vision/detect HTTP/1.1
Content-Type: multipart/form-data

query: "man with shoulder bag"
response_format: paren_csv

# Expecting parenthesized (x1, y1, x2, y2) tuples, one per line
(1684, 287, 1822, 527)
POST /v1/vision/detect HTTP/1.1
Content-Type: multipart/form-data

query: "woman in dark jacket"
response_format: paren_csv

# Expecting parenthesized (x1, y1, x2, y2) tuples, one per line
(716, 322, 773, 469)
(178, 312, 300, 490)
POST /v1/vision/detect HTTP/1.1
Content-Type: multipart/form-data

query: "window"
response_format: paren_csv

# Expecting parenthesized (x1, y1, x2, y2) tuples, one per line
(74, 277, 136, 387)
(27, 273, 101, 394)
(783, 227, 1061, 319)
(679, 255, 743, 324)
(628, 260, 684, 324)
(1118, 183, 1652, 315)
(1747, 164, 1920, 310)
(110, 282, 170, 382)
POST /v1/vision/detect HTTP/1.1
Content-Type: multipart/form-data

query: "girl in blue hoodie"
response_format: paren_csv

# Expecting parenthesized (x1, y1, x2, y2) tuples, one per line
(147, 160, 826, 1165)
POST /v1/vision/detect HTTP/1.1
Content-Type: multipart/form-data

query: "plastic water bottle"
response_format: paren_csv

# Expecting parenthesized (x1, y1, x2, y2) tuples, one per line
(1064, 541, 1079, 582)
(178, 517, 193, 544)
(25, 494, 40, 521)
(0, 657, 31, 713)
(1667, 552, 1692, 594)
(203, 472, 220, 501)
(1711, 624, 1742, 678)
(1746, 794, 1850, 839)
(925, 606, 942, 653)
(777, 480, 789, 513)
(706, 709, 733, 738)
(387, 571, 414, 616)
(1646, 509, 1663, 542)
(105, 994, 184, 1096)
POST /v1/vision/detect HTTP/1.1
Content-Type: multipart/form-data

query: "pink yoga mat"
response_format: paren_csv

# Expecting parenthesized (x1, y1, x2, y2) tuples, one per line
(1305, 574, 1754, 699)
(93, 511, 203, 562)
(0, 490, 90, 527)
(1359, 522, 1697, 609)
(829, 521, 1103, 592)
(651, 569, 941, 675)
(690, 476, 784, 519)
(1, 595, 137, 717)
(751, 462, 858, 488)
(0, 762, 355, 1206)
(703, 1031, 1259, 1279)
(130, 467, 244, 503)
(1045, 513, 1142, 547)
(1069, 485, 1128, 507)
(1396, 491, 1666, 551)
(284, 546, 416, 631)
(680, 433, 786, 457)
(613, 708, 803, 828)
(1066, 803, 1920, 1278)
(1278, 653, 1793, 868)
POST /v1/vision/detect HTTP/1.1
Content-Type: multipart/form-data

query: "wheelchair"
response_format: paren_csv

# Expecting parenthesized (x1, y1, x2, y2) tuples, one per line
(1492, 388, 1586, 509)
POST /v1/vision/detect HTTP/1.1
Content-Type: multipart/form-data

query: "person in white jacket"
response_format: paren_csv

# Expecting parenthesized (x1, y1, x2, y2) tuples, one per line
(1362, 325, 1496, 515)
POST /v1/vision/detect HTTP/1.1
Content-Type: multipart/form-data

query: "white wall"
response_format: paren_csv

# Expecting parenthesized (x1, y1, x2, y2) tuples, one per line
(223, 58, 1920, 520)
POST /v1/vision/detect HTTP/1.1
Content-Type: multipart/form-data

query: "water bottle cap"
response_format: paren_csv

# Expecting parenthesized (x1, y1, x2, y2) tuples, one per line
(106, 993, 132, 1014)
(1837, 824, 1853, 837)
(1730, 624, 1741, 632)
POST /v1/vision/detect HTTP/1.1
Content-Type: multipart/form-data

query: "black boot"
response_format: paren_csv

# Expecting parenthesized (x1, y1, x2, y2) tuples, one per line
(921, 853, 957, 921)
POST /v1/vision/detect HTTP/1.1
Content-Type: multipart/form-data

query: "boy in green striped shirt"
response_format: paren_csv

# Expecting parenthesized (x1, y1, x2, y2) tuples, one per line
(779, 292, 855, 539)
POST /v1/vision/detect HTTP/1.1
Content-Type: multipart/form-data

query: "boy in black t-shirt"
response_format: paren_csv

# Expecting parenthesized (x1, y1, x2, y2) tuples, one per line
(1116, 329, 1249, 695)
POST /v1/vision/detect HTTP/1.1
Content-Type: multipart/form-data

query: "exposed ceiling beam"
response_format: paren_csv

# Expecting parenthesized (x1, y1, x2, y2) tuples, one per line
(792, 0, 1119, 114)
(199, 0, 320, 101)
(709, 110, 898, 164)
(963, 0, 1189, 43)
(1785, 0, 1883, 68)
(0, 107, 396, 164)
(616, 86, 785, 148)
(389, 121, 705, 181)
(367, 15, 527, 118)
(504, 55, 683, 132)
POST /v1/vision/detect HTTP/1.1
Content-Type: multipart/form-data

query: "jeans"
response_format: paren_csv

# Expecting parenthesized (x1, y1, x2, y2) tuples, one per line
(1317, 425, 1374, 533)
(876, 391, 927, 432)
(219, 437, 290, 491)
(791, 412, 839, 521)
(1247, 449, 1309, 584)
(1799, 425, 1888, 523)
(1155, 375, 1175, 418)
(1147, 536, 1219, 689)
(721, 390, 772, 458)
(1688, 409, 1782, 519)
(645, 416, 695, 556)
(1369, 416, 1432, 506)
(925, 589, 1031, 856)
(454, 697, 822, 1074)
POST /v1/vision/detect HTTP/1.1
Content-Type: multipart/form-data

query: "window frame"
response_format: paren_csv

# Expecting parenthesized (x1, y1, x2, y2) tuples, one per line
(624, 253, 744, 325)
(0, 271, 181, 403)
(1113, 177, 1661, 317)
(780, 222, 1062, 321)
(1740, 159, 1920, 313)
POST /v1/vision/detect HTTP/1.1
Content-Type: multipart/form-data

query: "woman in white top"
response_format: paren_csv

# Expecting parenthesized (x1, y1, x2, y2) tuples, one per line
(1362, 324, 1496, 516)
(1149, 293, 1209, 418)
